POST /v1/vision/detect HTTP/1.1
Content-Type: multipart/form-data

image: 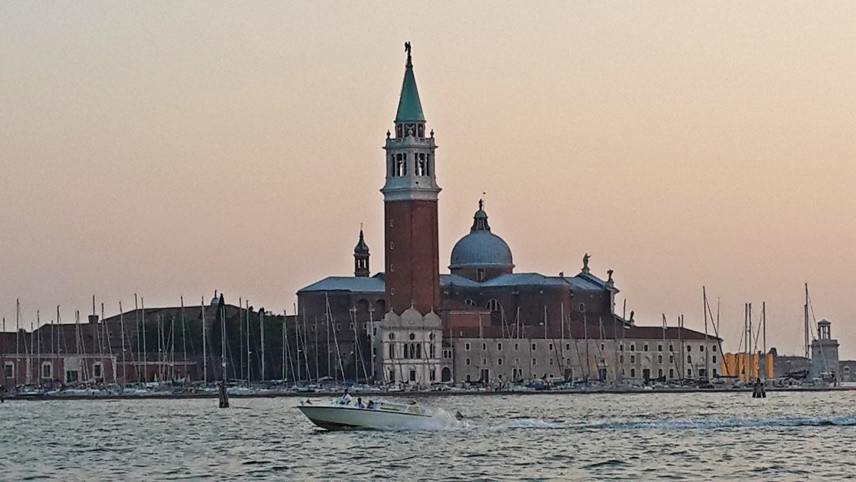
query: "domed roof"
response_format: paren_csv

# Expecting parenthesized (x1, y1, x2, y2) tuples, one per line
(449, 200, 514, 270)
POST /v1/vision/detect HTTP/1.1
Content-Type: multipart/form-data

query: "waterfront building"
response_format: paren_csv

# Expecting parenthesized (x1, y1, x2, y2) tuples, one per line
(296, 44, 719, 387)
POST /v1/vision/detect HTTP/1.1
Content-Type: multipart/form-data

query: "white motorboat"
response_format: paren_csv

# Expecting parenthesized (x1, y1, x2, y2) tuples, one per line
(297, 399, 459, 431)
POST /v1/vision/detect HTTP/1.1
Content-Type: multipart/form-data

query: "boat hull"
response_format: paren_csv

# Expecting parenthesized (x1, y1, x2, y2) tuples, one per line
(297, 405, 433, 431)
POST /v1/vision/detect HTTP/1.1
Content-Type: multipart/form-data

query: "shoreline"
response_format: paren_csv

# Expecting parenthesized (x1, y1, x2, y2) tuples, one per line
(4, 386, 854, 401)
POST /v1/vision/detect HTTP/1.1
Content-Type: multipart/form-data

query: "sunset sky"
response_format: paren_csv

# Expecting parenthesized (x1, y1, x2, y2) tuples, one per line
(1, 2, 854, 357)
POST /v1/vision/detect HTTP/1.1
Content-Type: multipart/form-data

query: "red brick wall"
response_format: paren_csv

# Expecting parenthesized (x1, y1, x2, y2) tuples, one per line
(385, 199, 440, 314)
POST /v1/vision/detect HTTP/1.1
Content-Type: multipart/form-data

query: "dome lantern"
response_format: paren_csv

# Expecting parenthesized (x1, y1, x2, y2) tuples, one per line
(449, 199, 514, 282)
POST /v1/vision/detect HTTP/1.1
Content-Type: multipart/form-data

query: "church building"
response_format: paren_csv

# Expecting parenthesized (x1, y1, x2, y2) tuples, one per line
(297, 44, 720, 387)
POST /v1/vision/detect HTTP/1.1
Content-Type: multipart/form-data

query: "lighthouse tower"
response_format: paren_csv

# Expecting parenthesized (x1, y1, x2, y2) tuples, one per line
(377, 43, 445, 386)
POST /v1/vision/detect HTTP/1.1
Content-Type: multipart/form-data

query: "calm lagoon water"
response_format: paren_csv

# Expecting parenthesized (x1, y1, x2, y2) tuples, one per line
(1, 392, 854, 480)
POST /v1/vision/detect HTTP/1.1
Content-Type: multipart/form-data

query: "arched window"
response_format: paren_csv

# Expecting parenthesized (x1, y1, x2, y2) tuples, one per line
(441, 367, 452, 382)
(486, 299, 501, 312)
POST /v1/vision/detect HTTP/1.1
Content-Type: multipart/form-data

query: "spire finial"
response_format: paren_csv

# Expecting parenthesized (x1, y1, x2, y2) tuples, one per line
(582, 253, 591, 274)
(404, 41, 412, 66)
(478, 198, 484, 211)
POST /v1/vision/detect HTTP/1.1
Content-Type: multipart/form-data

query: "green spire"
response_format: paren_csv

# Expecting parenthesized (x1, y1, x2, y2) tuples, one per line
(395, 42, 425, 122)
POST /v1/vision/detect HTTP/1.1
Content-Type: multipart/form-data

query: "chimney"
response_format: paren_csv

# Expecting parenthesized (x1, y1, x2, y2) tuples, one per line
(88, 314, 99, 324)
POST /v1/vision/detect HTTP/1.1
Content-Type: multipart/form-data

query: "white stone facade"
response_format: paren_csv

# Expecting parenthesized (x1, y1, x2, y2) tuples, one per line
(373, 307, 449, 386)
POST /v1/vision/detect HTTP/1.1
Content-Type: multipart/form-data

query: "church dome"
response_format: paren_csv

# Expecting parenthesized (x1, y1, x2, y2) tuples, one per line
(449, 200, 514, 271)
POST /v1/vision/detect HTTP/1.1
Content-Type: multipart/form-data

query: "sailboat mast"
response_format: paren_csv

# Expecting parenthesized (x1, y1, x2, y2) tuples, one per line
(246, 300, 251, 383)
(119, 302, 127, 388)
(260, 308, 265, 382)
(804, 283, 810, 359)
(280, 310, 288, 387)
(200, 297, 208, 384)
(703, 287, 710, 381)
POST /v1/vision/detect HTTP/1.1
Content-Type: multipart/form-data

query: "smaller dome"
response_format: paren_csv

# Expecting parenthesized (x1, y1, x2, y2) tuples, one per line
(449, 200, 514, 270)
(401, 306, 424, 326)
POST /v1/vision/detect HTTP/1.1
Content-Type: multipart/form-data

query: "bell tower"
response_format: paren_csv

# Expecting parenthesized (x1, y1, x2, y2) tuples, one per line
(354, 227, 370, 277)
(381, 42, 441, 314)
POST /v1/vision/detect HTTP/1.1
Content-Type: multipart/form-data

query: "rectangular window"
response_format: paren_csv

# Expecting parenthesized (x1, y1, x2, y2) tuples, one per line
(630, 368, 636, 378)
(497, 343, 503, 351)
(389, 344, 395, 359)
(430, 344, 436, 358)
(498, 358, 503, 366)
(565, 343, 570, 351)
(482, 343, 487, 351)
(93, 363, 103, 379)
(687, 368, 693, 377)
(712, 345, 717, 352)
(41, 362, 52, 379)
(532, 359, 537, 366)
(630, 355, 635, 364)
(700, 345, 705, 352)
(515, 343, 519, 351)
(4, 362, 13, 379)
(658, 344, 663, 352)
(409, 370, 416, 382)
(669, 368, 674, 379)
(532, 343, 536, 351)
(389, 369, 395, 382)
(430, 369, 436, 382)
(465, 342, 470, 351)
(465, 358, 471, 366)
(658, 355, 663, 364)
(620, 354, 624, 363)
(644, 344, 649, 352)
(549, 343, 554, 351)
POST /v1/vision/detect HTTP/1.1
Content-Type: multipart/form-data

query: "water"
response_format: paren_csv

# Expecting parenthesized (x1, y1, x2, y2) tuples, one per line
(1, 392, 854, 480)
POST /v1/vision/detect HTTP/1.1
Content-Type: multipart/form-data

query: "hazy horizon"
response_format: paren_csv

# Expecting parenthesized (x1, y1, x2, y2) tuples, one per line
(1, 2, 855, 357)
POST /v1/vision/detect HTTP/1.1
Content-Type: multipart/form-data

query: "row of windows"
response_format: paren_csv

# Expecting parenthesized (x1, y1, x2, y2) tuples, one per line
(388, 332, 435, 341)
(388, 368, 437, 383)
(620, 343, 718, 353)
(619, 354, 719, 365)
(388, 343, 438, 360)
(389, 153, 432, 178)
(4, 361, 103, 381)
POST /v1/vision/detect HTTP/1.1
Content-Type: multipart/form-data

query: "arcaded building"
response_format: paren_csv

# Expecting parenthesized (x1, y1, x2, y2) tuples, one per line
(297, 45, 720, 386)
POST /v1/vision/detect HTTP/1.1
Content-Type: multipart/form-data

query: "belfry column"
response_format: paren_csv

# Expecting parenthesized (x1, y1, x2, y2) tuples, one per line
(381, 43, 441, 315)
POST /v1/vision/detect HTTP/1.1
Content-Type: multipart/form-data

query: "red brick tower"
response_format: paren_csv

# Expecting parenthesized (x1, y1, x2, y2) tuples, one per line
(381, 43, 441, 315)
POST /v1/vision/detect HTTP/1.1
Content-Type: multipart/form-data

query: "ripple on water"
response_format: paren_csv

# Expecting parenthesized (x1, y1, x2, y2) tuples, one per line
(1, 393, 854, 479)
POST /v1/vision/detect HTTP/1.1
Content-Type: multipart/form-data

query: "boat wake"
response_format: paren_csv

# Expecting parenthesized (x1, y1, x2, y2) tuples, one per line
(489, 415, 856, 432)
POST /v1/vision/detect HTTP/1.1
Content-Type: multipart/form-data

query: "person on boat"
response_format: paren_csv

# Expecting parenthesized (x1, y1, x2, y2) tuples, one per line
(366, 400, 375, 409)
(356, 397, 365, 408)
(340, 389, 352, 405)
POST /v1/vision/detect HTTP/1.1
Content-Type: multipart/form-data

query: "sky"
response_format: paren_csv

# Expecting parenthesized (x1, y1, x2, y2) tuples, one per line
(1, 2, 855, 357)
